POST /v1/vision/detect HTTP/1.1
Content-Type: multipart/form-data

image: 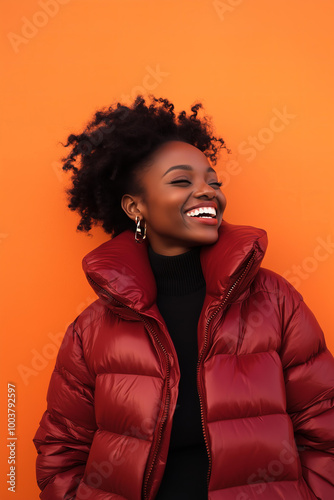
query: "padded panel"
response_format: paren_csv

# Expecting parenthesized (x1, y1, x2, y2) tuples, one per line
(204, 351, 286, 421)
(95, 372, 164, 438)
(208, 413, 299, 490)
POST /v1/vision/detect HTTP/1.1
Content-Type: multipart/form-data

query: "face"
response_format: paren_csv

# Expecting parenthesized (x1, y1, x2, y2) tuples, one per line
(122, 141, 227, 256)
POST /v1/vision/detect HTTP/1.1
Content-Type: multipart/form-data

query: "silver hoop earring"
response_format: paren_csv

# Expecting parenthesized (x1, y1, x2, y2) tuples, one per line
(135, 216, 146, 243)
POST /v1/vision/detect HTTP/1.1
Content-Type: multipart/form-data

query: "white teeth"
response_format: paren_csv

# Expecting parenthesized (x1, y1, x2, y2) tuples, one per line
(186, 206, 217, 218)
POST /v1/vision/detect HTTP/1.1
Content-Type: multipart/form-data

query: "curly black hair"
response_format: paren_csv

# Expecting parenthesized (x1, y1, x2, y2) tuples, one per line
(61, 95, 229, 237)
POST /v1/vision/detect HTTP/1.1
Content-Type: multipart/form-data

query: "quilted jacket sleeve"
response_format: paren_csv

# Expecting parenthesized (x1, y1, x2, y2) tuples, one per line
(33, 320, 97, 500)
(279, 286, 334, 499)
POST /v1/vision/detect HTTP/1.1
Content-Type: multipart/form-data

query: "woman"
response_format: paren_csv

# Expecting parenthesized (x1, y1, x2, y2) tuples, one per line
(34, 96, 334, 500)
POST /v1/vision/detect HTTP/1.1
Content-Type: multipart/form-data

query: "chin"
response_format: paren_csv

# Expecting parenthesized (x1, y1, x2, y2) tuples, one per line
(194, 230, 219, 246)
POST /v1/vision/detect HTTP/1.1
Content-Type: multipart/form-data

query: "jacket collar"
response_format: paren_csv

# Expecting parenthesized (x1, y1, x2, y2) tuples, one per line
(82, 221, 267, 314)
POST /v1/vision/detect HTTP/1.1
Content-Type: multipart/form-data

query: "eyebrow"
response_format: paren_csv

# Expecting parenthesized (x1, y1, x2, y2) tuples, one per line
(162, 164, 216, 177)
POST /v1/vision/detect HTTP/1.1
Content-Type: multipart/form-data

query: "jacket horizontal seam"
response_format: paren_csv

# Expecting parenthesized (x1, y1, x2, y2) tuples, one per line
(248, 286, 289, 297)
(207, 350, 279, 358)
(93, 428, 150, 445)
(207, 411, 288, 424)
(96, 371, 162, 379)
(284, 345, 328, 372)
(54, 364, 95, 391)
(48, 407, 96, 437)
(95, 426, 152, 441)
(289, 396, 334, 418)
(248, 286, 303, 312)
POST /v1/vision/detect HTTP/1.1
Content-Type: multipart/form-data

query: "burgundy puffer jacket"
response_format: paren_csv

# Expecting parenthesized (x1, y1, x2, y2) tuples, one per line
(34, 221, 334, 500)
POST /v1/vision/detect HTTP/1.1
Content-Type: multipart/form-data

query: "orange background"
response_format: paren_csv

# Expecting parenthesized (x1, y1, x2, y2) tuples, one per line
(1, 0, 333, 498)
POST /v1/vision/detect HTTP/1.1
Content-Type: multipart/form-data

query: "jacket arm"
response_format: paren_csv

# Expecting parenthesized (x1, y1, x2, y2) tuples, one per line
(33, 320, 97, 500)
(280, 295, 334, 499)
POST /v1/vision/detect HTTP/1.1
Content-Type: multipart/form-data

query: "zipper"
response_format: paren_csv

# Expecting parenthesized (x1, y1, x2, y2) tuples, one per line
(86, 274, 171, 500)
(196, 250, 257, 487)
(142, 323, 171, 500)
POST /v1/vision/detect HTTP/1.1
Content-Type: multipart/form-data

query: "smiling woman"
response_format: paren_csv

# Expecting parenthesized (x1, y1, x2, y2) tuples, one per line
(33, 96, 334, 500)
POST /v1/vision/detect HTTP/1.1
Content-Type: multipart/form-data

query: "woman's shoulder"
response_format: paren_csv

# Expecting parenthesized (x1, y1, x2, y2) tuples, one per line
(251, 266, 303, 305)
(71, 298, 111, 337)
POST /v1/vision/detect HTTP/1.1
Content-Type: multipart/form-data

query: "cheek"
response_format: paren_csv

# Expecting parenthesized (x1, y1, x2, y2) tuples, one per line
(152, 193, 183, 215)
(143, 198, 175, 225)
(149, 200, 186, 229)
(140, 188, 187, 225)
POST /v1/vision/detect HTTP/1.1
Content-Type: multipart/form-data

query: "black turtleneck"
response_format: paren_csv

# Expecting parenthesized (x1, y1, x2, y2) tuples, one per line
(147, 245, 209, 499)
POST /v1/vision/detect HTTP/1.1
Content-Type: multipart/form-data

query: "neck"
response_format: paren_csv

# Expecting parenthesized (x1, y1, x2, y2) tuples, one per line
(147, 245, 206, 296)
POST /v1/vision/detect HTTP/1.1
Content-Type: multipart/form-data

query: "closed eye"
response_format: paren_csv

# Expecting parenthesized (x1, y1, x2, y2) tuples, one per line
(170, 179, 191, 185)
(170, 180, 223, 187)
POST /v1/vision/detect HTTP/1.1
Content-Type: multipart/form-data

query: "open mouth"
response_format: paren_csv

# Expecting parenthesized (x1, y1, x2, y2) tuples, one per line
(185, 206, 217, 219)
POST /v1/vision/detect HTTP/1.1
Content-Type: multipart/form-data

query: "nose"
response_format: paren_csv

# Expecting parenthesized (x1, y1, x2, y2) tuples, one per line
(193, 179, 216, 199)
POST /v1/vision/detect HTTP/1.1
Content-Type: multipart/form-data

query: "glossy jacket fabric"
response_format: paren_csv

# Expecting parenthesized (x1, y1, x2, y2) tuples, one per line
(33, 221, 334, 500)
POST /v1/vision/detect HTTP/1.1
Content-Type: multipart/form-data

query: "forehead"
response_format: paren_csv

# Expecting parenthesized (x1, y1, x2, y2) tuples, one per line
(149, 141, 212, 174)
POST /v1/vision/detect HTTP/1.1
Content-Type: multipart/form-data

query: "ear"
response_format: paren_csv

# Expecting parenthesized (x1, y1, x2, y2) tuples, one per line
(121, 193, 142, 221)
